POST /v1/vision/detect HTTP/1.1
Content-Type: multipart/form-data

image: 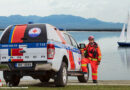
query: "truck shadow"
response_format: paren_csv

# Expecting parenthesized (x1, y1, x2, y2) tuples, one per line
(19, 81, 56, 87)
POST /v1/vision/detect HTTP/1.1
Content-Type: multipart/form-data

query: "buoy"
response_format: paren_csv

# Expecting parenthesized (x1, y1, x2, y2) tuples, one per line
(0, 79, 3, 87)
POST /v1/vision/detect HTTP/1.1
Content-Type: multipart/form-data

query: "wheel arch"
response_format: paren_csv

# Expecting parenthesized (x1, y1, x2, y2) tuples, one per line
(62, 55, 68, 68)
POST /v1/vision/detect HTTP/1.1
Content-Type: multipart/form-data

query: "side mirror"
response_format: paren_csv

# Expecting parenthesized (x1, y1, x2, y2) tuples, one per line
(79, 43, 86, 49)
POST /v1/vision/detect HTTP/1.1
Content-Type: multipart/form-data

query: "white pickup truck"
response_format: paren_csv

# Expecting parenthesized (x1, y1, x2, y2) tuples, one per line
(0, 24, 89, 87)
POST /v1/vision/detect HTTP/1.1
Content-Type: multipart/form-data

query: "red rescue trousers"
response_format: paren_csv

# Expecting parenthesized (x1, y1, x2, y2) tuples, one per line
(81, 58, 98, 80)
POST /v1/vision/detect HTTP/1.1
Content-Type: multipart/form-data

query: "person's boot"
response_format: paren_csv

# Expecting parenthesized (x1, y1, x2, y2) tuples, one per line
(93, 80, 98, 83)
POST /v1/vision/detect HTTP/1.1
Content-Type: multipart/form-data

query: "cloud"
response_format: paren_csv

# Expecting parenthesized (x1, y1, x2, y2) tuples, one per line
(0, 0, 130, 22)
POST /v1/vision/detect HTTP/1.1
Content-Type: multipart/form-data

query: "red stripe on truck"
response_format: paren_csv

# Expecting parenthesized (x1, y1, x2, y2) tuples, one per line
(11, 48, 23, 56)
(10, 25, 27, 62)
(11, 59, 23, 62)
(11, 25, 27, 43)
(67, 50, 75, 70)
(10, 48, 23, 62)
(56, 30, 66, 44)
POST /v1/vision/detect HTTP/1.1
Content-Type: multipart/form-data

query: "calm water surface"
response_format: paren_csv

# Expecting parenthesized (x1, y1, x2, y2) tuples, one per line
(0, 31, 130, 80)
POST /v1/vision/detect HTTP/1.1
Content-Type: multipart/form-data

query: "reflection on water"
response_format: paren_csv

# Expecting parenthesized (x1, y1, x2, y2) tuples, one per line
(118, 47, 130, 71)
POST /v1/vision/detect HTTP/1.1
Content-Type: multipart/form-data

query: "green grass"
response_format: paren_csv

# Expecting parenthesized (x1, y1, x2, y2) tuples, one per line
(29, 85, 130, 90)
(1, 85, 130, 90)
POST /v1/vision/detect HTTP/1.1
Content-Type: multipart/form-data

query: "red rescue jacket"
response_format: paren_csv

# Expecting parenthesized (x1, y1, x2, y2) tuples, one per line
(84, 42, 101, 61)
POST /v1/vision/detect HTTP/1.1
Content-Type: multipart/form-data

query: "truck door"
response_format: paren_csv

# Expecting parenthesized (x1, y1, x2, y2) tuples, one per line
(69, 36, 81, 71)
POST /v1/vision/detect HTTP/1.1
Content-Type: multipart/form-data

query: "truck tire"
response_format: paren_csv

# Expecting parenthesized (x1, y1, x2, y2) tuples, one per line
(39, 76, 50, 83)
(54, 62, 68, 87)
(3, 71, 20, 87)
(77, 65, 89, 83)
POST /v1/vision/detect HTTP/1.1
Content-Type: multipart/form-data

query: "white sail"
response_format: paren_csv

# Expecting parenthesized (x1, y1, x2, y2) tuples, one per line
(126, 13, 130, 42)
(119, 24, 126, 42)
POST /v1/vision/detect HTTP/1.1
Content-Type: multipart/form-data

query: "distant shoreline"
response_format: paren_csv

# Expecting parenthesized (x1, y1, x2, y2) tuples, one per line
(0, 29, 122, 32)
(65, 29, 122, 32)
(0, 29, 4, 31)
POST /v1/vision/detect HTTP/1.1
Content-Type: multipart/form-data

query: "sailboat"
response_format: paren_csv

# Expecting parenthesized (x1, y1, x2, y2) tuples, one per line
(118, 13, 130, 46)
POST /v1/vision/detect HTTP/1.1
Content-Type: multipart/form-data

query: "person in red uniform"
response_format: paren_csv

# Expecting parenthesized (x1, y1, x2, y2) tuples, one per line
(81, 36, 101, 83)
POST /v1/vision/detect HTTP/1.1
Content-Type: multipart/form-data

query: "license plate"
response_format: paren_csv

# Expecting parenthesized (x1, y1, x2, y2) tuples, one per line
(15, 63, 32, 68)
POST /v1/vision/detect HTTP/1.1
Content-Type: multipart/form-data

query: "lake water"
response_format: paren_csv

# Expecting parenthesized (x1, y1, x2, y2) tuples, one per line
(0, 31, 130, 80)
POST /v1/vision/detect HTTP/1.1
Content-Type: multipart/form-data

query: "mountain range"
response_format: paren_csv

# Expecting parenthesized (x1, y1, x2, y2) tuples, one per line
(0, 14, 123, 29)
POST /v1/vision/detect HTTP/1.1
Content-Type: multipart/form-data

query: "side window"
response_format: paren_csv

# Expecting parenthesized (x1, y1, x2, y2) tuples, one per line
(70, 36, 78, 48)
(64, 34, 72, 45)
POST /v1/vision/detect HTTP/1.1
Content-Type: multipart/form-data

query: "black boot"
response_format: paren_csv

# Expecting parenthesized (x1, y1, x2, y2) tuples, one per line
(93, 80, 98, 83)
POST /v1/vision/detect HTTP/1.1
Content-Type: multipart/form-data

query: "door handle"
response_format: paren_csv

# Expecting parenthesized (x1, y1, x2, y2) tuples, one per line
(20, 50, 26, 53)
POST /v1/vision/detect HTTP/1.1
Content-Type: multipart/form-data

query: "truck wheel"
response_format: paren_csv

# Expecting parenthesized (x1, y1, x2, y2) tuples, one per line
(7, 76, 20, 87)
(77, 65, 89, 83)
(39, 76, 50, 83)
(54, 62, 68, 87)
(3, 71, 20, 86)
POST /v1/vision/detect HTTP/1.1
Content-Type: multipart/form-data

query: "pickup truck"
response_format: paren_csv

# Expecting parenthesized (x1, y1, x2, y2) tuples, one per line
(0, 24, 89, 87)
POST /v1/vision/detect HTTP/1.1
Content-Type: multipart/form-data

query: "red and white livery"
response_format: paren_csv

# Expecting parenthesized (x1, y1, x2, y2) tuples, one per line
(0, 24, 89, 87)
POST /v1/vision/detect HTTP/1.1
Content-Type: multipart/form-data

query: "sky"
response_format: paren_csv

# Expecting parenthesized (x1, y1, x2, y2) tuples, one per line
(0, 0, 130, 23)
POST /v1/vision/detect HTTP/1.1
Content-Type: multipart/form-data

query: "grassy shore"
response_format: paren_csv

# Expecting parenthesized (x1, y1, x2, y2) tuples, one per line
(1, 80, 130, 90)
(30, 85, 130, 90)
(1, 85, 130, 90)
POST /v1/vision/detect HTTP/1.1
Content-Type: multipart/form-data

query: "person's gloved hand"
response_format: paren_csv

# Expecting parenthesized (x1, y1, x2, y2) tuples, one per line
(97, 61, 101, 65)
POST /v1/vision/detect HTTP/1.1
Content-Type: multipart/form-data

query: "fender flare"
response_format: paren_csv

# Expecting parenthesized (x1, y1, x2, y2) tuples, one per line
(58, 55, 69, 71)
(62, 55, 68, 68)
